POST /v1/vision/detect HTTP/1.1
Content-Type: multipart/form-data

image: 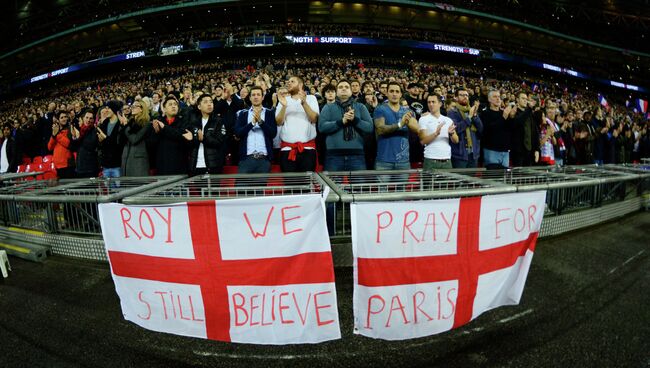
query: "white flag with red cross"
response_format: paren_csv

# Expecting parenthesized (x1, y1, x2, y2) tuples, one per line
(99, 194, 341, 345)
(351, 191, 546, 340)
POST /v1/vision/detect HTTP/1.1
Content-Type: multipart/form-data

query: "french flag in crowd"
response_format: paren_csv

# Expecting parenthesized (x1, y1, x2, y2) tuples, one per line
(598, 94, 609, 109)
(635, 98, 648, 114)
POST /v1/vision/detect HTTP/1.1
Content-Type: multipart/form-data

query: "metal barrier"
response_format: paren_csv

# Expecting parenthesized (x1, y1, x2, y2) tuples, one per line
(122, 172, 338, 204)
(0, 179, 62, 232)
(10, 176, 185, 236)
(0, 172, 43, 184)
(524, 165, 644, 212)
(0, 165, 645, 264)
(318, 169, 516, 236)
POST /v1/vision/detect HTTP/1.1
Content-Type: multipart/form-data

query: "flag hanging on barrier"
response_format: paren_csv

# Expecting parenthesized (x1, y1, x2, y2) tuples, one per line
(351, 191, 546, 340)
(99, 194, 340, 345)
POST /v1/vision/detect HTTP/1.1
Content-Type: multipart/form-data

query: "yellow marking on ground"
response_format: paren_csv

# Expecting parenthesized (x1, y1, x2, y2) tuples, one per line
(0, 242, 31, 254)
(7, 227, 44, 236)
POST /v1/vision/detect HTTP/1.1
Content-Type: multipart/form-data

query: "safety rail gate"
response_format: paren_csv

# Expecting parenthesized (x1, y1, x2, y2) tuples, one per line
(6, 176, 185, 236)
(318, 169, 515, 237)
(122, 172, 338, 204)
(0, 172, 43, 184)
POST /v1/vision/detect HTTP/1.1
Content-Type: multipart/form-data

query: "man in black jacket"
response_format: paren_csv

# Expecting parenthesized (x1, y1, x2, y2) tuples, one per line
(70, 109, 100, 178)
(511, 92, 540, 167)
(150, 95, 193, 175)
(188, 94, 228, 175)
(215, 83, 245, 165)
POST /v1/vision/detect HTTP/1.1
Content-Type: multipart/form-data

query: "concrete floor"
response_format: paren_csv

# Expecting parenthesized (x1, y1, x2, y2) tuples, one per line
(0, 211, 648, 368)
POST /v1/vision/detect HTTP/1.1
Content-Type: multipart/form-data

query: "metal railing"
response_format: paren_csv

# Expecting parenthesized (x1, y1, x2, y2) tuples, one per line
(0, 179, 62, 232)
(8, 176, 185, 236)
(0, 172, 44, 185)
(122, 172, 338, 205)
(0, 165, 647, 262)
(318, 169, 515, 236)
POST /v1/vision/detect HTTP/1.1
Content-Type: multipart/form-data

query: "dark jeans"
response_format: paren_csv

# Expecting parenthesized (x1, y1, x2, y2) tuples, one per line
(510, 150, 534, 167)
(324, 154, 365, 235)
(238, 157, 271, 174)
(451, 153, 477, 168)
(325, 154, 366, 171)
(280, 149, 317, 172)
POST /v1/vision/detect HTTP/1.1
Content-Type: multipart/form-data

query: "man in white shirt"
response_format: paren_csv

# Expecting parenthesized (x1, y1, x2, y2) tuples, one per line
(418, 94, 458, 170)
(0, 124, 14, 173)
(275, 76, 320, 172)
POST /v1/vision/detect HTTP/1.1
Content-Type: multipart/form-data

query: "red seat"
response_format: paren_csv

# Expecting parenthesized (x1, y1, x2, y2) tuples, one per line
(410, 162, 423, 169)
(25, 164, 34, 172)
(265, 176, 285, 195)
(32, 156, 43, 164)
(22, 157, 31, 164)
(43, 171, 57, 180)
(223, 166, 238, 174)
(270, 165, 282, 173)
(17, 165, 26, 173)
(42, 155, 54, 163)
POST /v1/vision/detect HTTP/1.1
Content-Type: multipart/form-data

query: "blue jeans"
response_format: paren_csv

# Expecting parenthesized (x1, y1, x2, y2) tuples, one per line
(375, 160, 410, 184)
(452, 153, 477, 168)
(325, 154, 365, 235)
(102, 167, 121, 178)
(325, 154, 366, 172)
(483, 149, 509, 168)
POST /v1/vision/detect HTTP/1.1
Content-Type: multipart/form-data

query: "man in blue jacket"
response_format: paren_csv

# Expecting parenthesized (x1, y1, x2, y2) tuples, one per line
(234, 86, 277, 173)
(318, 80, 374, 171)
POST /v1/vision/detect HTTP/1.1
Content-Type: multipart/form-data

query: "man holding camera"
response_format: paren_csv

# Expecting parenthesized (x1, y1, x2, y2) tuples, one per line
(318, 80, 373, 171)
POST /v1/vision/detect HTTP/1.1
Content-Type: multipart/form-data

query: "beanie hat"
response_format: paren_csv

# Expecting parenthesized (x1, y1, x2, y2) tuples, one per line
(104, 100, 123, 115)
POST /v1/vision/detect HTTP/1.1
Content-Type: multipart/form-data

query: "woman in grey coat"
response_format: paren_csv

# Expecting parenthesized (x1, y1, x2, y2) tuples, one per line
(120, 101, 152, 176)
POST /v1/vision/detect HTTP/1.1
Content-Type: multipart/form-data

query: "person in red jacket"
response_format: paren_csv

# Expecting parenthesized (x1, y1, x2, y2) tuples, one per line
(47, 111, 75, 178)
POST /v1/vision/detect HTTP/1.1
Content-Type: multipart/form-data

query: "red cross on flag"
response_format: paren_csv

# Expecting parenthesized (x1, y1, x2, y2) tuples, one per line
(99, 194, 341, 344)
(351, 191, 546, 340)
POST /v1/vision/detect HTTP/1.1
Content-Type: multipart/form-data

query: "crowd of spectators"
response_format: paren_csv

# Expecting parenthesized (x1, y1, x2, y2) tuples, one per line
(1, 56, 648, 178)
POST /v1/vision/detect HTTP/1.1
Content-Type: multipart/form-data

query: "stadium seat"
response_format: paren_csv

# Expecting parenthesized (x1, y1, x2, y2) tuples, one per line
(43, 171, 57, 180)
(42, 155, 53, 163)
(22, 157, 31, 164)
(223, 166, 238, 174)
(32, 156, 43, 164)
(17, 165, 26, 173)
